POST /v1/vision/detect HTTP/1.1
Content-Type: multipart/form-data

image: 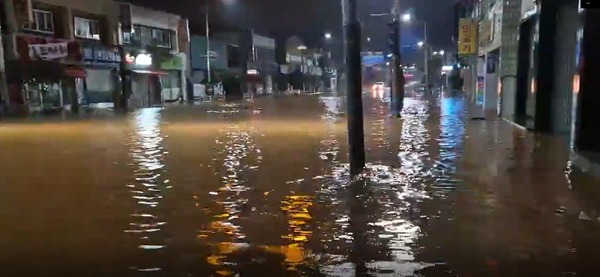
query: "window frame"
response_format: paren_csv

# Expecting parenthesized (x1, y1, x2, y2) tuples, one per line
(150, 28, 171, 48)
(73, 16, 101, 40)
(122, 25, 141, 44)
(22, 9, 54, 34)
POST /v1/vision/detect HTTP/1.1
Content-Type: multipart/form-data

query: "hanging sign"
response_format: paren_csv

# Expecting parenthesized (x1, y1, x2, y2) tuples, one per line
(458, 18, 478, 56)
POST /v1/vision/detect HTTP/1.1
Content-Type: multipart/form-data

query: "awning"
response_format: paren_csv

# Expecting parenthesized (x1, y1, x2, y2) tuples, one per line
(64, 67, 86, 78)
(132, 69, 168, 75)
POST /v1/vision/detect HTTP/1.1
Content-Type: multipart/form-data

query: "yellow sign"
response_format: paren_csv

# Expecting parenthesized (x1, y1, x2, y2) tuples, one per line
(458, 18, 477, 56)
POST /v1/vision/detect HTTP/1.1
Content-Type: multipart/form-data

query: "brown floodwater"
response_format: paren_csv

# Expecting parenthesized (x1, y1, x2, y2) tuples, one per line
(0, 92, 599, 277)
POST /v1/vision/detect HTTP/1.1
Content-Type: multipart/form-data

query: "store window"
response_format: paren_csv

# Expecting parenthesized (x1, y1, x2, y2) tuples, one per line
(22, 9, 54, 34)
(74, 17, 100, 40)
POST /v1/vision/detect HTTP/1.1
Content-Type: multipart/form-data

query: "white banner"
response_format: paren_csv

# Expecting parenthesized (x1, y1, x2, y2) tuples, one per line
(29, 42, 68, 60)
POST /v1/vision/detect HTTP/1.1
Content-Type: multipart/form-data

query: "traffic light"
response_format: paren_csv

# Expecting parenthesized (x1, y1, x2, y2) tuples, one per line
(387, 21, 400, 57)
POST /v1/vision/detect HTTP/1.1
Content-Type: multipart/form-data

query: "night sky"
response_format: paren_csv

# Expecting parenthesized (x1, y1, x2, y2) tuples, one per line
(136, 0, 457, 59)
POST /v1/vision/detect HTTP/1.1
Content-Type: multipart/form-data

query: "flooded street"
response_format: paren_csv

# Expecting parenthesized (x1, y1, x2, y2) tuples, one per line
(1, 92, 600, 277)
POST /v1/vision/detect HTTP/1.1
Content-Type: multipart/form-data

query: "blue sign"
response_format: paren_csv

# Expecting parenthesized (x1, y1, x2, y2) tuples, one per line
(362, 55, 384, 65)
(401, 44, 419, 50)
(83, 47, 121, 65)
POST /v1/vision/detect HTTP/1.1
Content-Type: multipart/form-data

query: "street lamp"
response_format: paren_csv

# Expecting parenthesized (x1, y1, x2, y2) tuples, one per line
(439, 50, 445, 55)
(433, 51, 438, 55)
(401, 13, 411, 22)
(401, 13, 429, 88)
(367, 37, 371, 42)
(325, 33, 332, 39)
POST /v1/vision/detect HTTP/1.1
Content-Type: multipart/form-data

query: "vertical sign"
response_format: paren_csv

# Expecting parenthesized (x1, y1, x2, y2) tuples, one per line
(120, 3, 132, 33)
(458, 18, 477, 56)
(13, 0, 33, 25)
(477, 76, 484, 105)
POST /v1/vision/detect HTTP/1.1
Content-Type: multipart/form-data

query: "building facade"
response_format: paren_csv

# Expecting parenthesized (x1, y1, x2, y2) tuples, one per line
(3, 0, 120, 113)
(249, 32, 276, 95)
(279, 36, 323, 92)
(0, 0, 189, 113)
(460, 0, 600, 172)
(119, 4, 188, 107)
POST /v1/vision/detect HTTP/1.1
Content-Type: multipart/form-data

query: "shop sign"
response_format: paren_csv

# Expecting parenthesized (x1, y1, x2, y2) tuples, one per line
(458, 18, 477, 56)
(286, 54, 302, 63)
(29, 42, 68, 60)
(160, 53, 185, 70)
(82, 47, 121, 64)
(135, 53, 152, 66)
(477, 76, 484, 105)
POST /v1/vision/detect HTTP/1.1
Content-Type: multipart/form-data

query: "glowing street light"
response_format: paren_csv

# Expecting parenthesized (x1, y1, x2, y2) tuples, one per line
(433, 51, 438, 55)
(325, 33, 332, 39)
(417, 41, 424, 47)
(439, 50, 445, 55)
(297, 45, 307, 50)
(401, 13, 411, 22)
(367, 37, 371, 42)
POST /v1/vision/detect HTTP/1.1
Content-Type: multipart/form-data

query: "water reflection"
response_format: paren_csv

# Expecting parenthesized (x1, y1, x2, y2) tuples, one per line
(2, 94, 600, 277)
(127, 108, 169, 273)
(200, 117, 263, 274)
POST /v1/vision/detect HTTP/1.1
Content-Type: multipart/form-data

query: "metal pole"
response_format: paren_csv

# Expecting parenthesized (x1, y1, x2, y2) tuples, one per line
(118, 45, 128, 112)
(1, 0, 19, 114)
(341, 0, 365, 176)
(205, 5, 211, 83)
(423, 22, 429, 89)
(391, 0, 405, 115)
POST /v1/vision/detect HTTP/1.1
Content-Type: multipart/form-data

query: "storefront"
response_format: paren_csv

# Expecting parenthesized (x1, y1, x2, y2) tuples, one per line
(517, 0, 582, 134)
(6, 34, 84, 113)
(81, 45, 121, 108)
(572, 5, 600, 165)
(159, 53, 186, 102)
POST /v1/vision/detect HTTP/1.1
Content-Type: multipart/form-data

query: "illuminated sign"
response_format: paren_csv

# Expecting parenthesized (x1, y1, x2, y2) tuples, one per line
(125, 54, 135, 64)
(135, 53, 152, 66)
(458, 18, 478, 56)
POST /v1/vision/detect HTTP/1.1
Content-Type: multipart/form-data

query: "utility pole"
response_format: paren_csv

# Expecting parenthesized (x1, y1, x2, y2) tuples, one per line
(118, 3, 132, 113)
(117, 45, 128, 112)
(391, 0, 405, 115)
(1, 0, 20, 115)
(423, 23, 429, 90)
(205, 5, 211, 83)
(341, 0, 365, 176)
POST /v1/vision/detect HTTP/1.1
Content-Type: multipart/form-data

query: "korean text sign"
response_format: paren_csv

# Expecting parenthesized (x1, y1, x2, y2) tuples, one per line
(458, 18, 478, 56)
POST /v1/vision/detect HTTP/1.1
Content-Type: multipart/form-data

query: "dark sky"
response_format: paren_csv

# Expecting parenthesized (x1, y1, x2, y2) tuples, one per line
(137, 0, 457, 55)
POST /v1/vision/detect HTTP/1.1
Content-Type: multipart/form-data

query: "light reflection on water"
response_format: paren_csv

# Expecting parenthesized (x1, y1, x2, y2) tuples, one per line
(1, 94, 600, 276)
(127, 108, 169, 273)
